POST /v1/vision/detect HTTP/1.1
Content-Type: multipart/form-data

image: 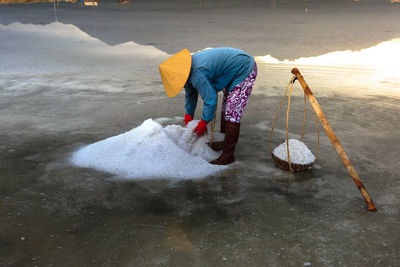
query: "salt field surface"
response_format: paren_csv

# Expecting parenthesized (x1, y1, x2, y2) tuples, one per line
(1, 0, 400, 266)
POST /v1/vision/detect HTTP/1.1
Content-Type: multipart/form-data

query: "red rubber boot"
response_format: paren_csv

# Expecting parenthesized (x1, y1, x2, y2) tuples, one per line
(220, 109, 226, 133)
(210, 121, 240, 165)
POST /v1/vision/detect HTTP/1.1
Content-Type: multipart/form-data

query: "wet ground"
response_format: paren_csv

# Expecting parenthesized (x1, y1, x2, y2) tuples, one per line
(1, 0, 400, 266)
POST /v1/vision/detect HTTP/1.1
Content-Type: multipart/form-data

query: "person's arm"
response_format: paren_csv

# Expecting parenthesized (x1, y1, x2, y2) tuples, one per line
(191, 73, 217, 135)
(191, 74, 217, 122)
(184, 83, 198, 117)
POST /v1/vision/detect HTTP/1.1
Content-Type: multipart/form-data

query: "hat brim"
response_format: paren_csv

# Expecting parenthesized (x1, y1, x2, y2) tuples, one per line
(159, 49, 192, 98)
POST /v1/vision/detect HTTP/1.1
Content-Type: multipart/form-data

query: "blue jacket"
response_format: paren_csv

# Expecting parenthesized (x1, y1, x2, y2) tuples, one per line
(184, 47, 255, 122)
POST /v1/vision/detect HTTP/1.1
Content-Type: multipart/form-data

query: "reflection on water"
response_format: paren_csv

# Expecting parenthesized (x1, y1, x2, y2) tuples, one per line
(257, 39, 400, 90)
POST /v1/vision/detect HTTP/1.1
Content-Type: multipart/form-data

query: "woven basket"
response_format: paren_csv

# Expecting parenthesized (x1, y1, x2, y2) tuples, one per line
(271, 153, 314, 172)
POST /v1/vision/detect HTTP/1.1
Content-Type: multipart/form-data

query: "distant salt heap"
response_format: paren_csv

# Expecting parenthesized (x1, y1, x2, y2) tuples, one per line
(273, 139, 315, 165)
(71, 119, 225, 179)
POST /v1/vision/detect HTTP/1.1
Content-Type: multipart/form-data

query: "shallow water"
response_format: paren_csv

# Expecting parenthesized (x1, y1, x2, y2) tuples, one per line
(1, 1, 400, 266)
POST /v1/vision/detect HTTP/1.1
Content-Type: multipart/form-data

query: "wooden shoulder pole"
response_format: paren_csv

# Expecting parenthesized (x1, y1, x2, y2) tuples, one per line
(291, 68, 377, 211)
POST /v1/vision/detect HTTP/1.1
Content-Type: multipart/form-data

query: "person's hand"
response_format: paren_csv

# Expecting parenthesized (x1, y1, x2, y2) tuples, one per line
(194, 119, 208, 135)
(184, 114, 193, 126)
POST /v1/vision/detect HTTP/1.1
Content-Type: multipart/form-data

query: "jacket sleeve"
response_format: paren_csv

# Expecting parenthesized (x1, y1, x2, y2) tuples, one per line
(191, 73, 217, 122)
(184, 83, 198, 116)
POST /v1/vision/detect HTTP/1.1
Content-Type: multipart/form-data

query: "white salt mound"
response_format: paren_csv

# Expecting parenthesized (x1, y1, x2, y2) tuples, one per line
(71, 119, 224, 179)
(273, 139, 315, 165)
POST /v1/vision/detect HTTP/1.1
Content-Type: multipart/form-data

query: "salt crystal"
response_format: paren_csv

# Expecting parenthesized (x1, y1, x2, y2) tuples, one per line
(273, 139, 315, 165)
(180, 120, 199, 144)
(177, 120, 221, 162)
(71, 119, 225, 179)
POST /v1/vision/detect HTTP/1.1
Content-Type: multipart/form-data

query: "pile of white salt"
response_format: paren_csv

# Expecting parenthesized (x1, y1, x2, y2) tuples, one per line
(71, 119, 225, 179)
(273, 139, 315, 165)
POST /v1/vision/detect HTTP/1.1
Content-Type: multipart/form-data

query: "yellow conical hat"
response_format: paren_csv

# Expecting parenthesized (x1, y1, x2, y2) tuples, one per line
(159, 49, 192, 97)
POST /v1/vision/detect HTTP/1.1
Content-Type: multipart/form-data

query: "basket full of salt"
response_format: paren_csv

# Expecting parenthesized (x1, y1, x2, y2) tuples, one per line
(272, 139, 315, 172)
(269, 77, 320, 173)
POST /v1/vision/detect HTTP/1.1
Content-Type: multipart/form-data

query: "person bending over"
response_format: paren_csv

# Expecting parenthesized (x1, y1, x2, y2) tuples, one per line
(159, 47, 257, 165)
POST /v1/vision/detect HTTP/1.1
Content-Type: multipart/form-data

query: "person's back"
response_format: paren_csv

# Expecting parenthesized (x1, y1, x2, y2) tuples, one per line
(191, 47, 255, 92)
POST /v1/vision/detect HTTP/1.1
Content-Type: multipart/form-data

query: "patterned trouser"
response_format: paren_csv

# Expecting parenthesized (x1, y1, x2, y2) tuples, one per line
(222, 62, 258, 123)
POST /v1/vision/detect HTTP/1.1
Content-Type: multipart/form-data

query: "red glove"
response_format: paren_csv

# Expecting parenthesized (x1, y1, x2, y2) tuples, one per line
(184, 114, 193, 126)
(194, 119, 208, 135)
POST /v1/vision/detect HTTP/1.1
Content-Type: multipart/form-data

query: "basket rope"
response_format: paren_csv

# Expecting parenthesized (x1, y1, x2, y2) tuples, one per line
(269, 78, 294, 156)
(300, 93, 307, 142)
(286, 81, 295, 172)
(269, 75, 321, 172)
(312, 106, 320, 161)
